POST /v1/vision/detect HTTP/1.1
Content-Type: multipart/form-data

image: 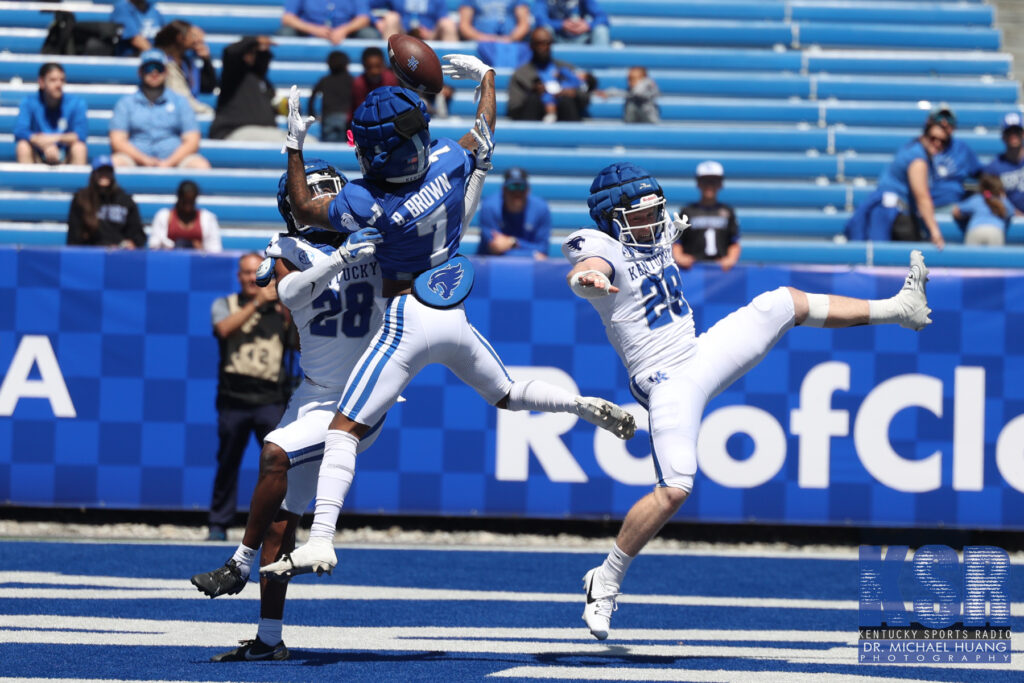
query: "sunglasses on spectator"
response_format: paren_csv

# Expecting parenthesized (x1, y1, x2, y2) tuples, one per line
(504, 182, 528, 192)
(142, 63, 165, 74)
(927, 134, 950, 149)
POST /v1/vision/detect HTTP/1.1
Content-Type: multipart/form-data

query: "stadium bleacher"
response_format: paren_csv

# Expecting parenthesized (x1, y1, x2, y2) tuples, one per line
(1, 0, 1022, 266)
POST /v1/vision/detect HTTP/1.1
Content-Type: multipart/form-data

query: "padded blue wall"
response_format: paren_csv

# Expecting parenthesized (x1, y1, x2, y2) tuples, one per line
(1, 246, 1022, 529)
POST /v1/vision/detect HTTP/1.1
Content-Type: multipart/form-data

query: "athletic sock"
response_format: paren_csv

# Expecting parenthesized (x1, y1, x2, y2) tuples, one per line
(597, 543, 633, 589)
(309, 429, 358, 541)
(230, 544, 258, 579)
(506, 379, 577, 413)
(868, 297, 902, 325)
(256, 618, 283, 647)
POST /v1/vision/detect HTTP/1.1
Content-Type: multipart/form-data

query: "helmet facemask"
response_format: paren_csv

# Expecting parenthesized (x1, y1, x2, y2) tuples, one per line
(612, 193, 676, 250)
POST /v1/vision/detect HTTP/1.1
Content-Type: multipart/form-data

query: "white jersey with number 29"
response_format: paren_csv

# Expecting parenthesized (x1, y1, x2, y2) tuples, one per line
(562, 229, 696, 380)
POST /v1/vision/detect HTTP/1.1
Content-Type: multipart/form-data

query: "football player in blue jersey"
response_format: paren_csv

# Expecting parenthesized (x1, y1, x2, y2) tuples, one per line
(191, 160, 385, 661)
(564, 162, 934, 641)
(261, 58, 637, 579)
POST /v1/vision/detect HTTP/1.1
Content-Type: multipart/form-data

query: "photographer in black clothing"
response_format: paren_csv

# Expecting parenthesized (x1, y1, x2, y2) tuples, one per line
(210, 36, 290, 142)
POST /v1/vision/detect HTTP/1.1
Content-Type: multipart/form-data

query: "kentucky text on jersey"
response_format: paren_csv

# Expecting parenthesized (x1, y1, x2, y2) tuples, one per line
(626, 248, 674, 282)
(394, 172, 452, 221)
(338, 261, 380, 281)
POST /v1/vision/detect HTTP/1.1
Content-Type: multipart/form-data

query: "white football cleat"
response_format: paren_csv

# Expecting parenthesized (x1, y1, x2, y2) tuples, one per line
(259, 537, 337, 581)
(575, 397, 636, 440)
(582, 567, 619, 641)
(895, 249, 932, 331)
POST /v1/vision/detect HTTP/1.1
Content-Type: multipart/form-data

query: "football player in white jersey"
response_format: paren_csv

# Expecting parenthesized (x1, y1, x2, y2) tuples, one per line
(191, 159, 385, 662)
(564, 162, 932, 641)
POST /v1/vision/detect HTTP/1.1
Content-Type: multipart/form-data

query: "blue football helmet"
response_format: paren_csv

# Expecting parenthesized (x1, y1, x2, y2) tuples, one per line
(277, 158, 347, 243)
(587, 162, 676, 250)
(350, 86, 431, 184)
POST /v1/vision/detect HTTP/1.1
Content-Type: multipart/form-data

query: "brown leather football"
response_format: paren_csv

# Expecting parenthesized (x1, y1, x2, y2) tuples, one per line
(387, 34, 444, 96)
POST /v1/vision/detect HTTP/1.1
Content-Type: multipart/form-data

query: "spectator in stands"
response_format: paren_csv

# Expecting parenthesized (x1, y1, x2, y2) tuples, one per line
(674, 161, 741, 271)
(154, 20, 214, 116)
(623, 66, 659, 124)
(983, 111, 1024, 213)
(210, 36, 293, 143)
(951, 173, 1014, 246)
(110, 0, 165, 56)
(207, 253, 294, 541)
(532, 0, 610, 46)
(281, 0, 377, 43)
(844, 120, 947, 249)
(110, 50, 210, 169)
(66, 155, 146, 248)
(14, 63, 88, 166)
(380, 0, 458, 40)
(458, 0, 531, 42)
(508, 27, 591, 122)
(185, 26, 218, 98)
(478, 167, 552, 258)
(149, 180, 223, 251)
(927, 104, 981, 209)
(309, 51, 353, 143)
(349, 46, 400, 128)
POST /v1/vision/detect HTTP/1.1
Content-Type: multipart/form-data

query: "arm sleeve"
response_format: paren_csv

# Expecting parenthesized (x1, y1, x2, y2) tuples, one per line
(272, 239, 345, 309)
(216, 40, 252, 105)
(198, 57, 217, 94)
(727, 206, 740, 243)
(110, 3, 141, 39)
(211, 296, 230, 325)
(125, 198, 147, 247)
(13, 98, 33, 142)
(68, 98, 89, 142)
(148, 208, 170, 248)
(202, 210, 223, 253)
(66, 196, 86, 245)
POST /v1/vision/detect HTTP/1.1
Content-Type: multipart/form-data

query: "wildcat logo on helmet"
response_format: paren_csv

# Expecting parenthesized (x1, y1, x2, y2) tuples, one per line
(565, 236, 585, 251)
(407, 56, 419, 72)
(428, 262, 464, 300)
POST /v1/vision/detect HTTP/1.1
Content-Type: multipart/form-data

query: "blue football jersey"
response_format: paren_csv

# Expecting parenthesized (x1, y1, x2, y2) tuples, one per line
(328, 138, 474, 279)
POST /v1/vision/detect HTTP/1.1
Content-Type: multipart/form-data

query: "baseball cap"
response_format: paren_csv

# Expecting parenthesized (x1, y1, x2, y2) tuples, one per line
(504, 167, 529, 191)
(1002, 111, 1023, 132)
(696, 160, 724, 179)
(139, 49, 167, 68)
(91, 155, 113, 171)
(928, 103, 957, 127)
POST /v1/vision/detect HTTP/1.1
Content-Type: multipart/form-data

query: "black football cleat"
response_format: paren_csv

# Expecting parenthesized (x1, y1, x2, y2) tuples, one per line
(211, 638, 290, 662)
(191, 559, 247, 598)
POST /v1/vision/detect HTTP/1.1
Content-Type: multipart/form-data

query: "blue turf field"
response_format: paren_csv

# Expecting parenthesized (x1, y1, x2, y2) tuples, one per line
(0, 540, 1020, 681)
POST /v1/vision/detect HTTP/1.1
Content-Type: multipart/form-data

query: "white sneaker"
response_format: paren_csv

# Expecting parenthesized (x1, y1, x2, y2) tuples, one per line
(582, 567, 619, 641)
(575, 397, 636, 440)
(895, 249, 932, 331)
(259, 537, 337, 581)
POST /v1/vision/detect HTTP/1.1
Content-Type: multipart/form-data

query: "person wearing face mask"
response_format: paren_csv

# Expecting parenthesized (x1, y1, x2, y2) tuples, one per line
(983, 111, 1024, 214)
(66, 156, 146, 248)
(844, 120, 948, 249)
(149, 180, 223, 251)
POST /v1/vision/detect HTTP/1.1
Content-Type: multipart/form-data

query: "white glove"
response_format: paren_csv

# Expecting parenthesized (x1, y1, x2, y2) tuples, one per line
(282, 85, 315, 153)
(672, 211, 690, 236)
(470, 114, 494, 172)
(441, 54, 493, 82)
(331, 227, 383, 265)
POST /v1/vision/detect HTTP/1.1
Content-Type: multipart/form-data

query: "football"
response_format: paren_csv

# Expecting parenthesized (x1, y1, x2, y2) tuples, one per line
(387, 34, 444, 97)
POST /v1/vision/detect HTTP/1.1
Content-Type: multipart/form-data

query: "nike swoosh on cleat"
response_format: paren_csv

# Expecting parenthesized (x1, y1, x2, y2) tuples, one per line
(586, 576, 596, 605)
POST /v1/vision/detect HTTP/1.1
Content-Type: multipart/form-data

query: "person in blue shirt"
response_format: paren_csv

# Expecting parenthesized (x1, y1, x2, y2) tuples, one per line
(951, 173, 1015, 246)
(458, 0, 532, 42)
(281, 0, 377, 43)
(14, 63, 88, 166)
(532, 0, 610, 46)
(927, 104, 981, 209)
(478, 167, 553, 258)
(109, 50, 210, 169)
(983, 111, 1024, 213)
(380, 0, 458, 41)
(260, 54, 635, 580)
(844, 120, 947, 249)
(110, 0, 165, 56)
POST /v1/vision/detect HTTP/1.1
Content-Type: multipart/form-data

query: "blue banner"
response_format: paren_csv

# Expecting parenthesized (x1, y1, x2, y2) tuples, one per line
(1, 246, 1022, 529)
